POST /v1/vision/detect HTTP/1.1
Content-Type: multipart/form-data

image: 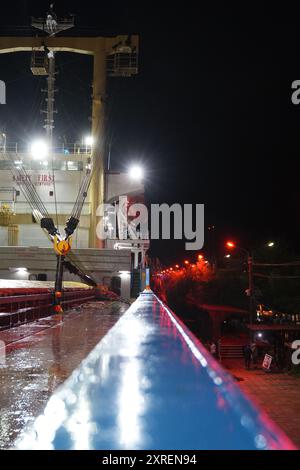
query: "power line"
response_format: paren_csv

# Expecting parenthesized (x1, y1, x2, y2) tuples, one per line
(254, 272, 300, 279)
(254, 261, 300, 267)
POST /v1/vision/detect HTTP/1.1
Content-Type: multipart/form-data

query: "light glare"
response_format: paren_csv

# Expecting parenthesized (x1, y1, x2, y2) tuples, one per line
(129, 165, 143, 181)
(31, 140, 48, 160)
(85, 136, 93, 147)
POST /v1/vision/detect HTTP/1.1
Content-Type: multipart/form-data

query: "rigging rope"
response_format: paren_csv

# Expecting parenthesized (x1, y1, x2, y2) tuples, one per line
(1, 151, 97, 285)
(4, 154, 49, 219)
(51, 149, 59, 229)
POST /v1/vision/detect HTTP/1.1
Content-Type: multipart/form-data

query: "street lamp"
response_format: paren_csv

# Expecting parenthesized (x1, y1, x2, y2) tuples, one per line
(226, 241, 235, 249)
(226, 241, 254, 330)
(267, 241, 275, 247)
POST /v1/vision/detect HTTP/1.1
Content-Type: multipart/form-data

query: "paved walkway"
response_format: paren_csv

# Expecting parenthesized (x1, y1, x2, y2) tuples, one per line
(0, 300, 128, 449)
(223, 359, 300, 448)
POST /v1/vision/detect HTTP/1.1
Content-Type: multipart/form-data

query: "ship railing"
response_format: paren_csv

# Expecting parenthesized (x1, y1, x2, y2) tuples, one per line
(15, 290, 297, 450)
(0, 142, 92, 155)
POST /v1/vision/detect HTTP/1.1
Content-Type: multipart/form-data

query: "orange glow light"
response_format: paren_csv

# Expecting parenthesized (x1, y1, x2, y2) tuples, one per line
(175, 264, 179, 269)
(184, 260, 189, 265)
(226, 241, 235, 248)
(198, 254, 203, 260)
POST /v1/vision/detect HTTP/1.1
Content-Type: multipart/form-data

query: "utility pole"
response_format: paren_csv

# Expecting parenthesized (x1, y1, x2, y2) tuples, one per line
(248, 254, 253, 327)
(226, 241, 254, 338)
(208, 224, 217, 271)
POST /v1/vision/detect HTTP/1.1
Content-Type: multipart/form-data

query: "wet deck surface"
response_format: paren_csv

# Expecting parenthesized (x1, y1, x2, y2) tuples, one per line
(0, 301, 128, 449)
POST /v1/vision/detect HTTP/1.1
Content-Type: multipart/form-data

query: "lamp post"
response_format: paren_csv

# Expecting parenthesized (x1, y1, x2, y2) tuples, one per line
(226, 241, 254, 329)
(225, 240, 277, 338)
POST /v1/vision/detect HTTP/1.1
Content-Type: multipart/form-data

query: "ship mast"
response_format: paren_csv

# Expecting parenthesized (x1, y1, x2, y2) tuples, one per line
(31, 3, 74, 144)
(31, 4, 76, 313)
(43, 50, 56, 144)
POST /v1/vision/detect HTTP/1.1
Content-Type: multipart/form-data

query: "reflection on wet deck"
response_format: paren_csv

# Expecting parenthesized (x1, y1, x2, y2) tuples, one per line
(16, 292, 296, 450)
(0, 301, 127, 449)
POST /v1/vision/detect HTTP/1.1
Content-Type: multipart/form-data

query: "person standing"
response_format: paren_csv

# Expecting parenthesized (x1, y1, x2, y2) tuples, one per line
(243, 344, 252, 369)
(210, 341, 217, 358)
(251, 342, 257, 367)
(46, 3, 57, 34)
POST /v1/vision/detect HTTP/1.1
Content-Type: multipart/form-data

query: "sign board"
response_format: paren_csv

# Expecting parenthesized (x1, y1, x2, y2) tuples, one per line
(262, 353, 272, 370)
(13, 174, 55, 187)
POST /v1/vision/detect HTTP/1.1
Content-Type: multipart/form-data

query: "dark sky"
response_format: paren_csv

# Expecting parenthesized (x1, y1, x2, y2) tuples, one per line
(1, 2, 300, 262)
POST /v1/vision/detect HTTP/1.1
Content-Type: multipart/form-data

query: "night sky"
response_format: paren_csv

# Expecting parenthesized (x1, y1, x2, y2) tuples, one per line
(1, 2, 300, 263)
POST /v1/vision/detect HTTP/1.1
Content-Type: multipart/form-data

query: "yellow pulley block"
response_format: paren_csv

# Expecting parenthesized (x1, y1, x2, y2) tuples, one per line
(53, 235, 72, 256)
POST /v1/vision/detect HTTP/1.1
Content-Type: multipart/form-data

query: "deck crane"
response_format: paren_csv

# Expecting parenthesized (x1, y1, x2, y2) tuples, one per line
(31, 4, 87, 311)
(10, 4, 97, 312)
(2, 151, 98, 310)
(0, 6, 140, 310)
(50, 154, 97, 312)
